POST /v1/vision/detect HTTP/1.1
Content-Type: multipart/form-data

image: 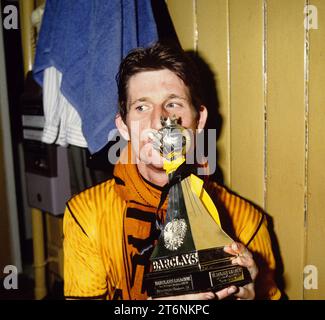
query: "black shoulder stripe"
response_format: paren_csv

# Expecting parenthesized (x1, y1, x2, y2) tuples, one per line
(128, 200, 155, 209)
(245, 213, 265, 248)
(113, 175, 125, 186)
(66, 202, 89, 238)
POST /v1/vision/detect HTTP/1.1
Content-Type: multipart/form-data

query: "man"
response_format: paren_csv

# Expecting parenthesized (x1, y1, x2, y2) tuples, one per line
(63, 42, 281, 300)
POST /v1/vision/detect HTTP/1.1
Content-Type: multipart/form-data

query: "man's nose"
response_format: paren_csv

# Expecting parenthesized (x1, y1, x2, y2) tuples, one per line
(151, 106, 168, 130)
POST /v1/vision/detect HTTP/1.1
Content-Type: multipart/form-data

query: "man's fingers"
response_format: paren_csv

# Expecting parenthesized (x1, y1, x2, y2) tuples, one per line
(232, 255, 255, 268)
(178, 292, 216, 300)
(149, 284, 252, 301)
(234, 283, 255, 300)
(223, 245, 237, 256)
(224, 242, 253, 258)
(224, 242, 258, 282)
(231, 255, 258, 280)
(152, 291, 216, 300)
(214, 286, 238, 300)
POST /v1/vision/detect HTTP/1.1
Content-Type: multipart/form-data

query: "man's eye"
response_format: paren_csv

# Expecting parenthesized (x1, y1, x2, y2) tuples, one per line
(135, 105, 148, 112)
(166, 102, 180, 109)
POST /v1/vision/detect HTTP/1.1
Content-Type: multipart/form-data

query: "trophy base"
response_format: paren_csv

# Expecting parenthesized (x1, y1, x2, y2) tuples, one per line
(145, 247, 252, 298)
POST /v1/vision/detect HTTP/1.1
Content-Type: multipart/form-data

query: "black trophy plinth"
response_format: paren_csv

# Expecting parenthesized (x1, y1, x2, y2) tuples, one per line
(145, 248, 251, 298)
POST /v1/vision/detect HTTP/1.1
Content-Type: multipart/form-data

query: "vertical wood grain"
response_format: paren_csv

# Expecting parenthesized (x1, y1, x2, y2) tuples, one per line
(228, 0, 265, 207)
(166, 0, 196, 51)
(196, 0, 231, 186)
(0, 113, 12, 271)
(266, 0, 306, 299)
(304, 0, 325, 300)
(164, 0, 325, 299)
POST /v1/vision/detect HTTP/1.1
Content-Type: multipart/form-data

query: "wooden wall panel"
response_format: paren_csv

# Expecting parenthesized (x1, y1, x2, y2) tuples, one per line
(304, 0, 325, 300)
(166, 0, 196, 51)
(165, 0, 325, 299)
(0, 12, 21, 273)
(196, 0, 231, 185)
(0, 113, 12, 272)
(228, 0, 265, 207)
(266, 0, 306, 299)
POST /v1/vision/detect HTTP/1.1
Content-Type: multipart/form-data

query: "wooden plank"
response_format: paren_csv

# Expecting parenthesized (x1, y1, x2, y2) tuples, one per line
(304, 0, 325, 300)
(228, 0, 265, 207)
(0, 17, 21, 272)
(266, 0, 306, 299)
(166, 0, 196, 51)
(196, 0, 230, 186)
(0, 119, 12, 271)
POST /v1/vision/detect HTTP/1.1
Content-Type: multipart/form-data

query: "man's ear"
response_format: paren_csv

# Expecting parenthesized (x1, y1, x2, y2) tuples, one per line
(197, 105, 208, 134)
(115, 114, 130, 141)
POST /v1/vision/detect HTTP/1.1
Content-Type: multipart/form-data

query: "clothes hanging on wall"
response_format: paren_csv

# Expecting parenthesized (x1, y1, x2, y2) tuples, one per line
(42, 67, 87, 148)
(33, 0, 158, 154)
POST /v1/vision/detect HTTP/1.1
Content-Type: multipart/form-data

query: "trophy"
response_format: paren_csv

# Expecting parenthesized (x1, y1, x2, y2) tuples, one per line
(144, 117, 251, 298)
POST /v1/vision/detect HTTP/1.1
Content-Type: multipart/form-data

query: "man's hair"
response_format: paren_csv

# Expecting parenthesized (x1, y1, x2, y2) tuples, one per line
(116, 42, 203, 121)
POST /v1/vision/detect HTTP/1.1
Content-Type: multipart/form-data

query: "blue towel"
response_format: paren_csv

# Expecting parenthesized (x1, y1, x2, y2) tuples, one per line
(33, 0, 58, 84)
(33, 0, 158, 154)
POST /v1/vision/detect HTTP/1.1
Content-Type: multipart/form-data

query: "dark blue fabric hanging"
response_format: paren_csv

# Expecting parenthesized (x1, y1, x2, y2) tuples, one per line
(33, 0, 158, 154)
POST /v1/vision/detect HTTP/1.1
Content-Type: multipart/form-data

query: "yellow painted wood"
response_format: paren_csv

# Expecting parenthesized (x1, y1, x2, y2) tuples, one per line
(45, 214, 64, 278)
(163, 0, 325, 300)
(266, 0, 306, 299)
(32, 208, 47, 299)
(19, 0, 35, 75)
(45, 213, 64, 288)
(228, 0, 265, 207)
(196, 0, 231, 186)
(304, 0, 325, 300)
(166, 0, 196, 51)
(45, 213, 63, 247)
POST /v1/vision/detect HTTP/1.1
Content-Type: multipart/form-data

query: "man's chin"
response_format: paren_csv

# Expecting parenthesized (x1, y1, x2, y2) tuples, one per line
(146, 162, 166, 173)
(140, 158, 165, 171)
(139, 147, 165, 169)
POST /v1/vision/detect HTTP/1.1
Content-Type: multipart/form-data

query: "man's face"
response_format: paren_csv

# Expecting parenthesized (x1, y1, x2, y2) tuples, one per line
(123, 69, 202, 170)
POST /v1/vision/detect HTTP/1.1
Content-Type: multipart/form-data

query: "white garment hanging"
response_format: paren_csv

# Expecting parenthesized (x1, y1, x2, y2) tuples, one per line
(42, 67, 87, 148)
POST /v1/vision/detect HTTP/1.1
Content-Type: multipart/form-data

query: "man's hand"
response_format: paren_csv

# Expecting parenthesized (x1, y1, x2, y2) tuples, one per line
(223, 241, 258, 300)
(148, 291, 220, 300)
(148, 242, 258, 300)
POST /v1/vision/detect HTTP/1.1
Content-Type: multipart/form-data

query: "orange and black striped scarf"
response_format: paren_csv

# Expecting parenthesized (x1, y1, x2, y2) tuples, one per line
(113, 145, 168, 300)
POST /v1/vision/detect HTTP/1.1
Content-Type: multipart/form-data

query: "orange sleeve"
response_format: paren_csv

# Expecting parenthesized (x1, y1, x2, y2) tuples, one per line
(244, 216, 282, 300)
(213, 183, 282, 300)
(63, 195, 109, 299)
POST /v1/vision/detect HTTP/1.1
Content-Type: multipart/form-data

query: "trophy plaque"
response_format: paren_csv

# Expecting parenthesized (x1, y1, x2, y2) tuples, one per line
(144, 117, 251, 298)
